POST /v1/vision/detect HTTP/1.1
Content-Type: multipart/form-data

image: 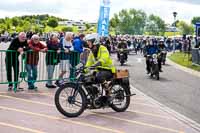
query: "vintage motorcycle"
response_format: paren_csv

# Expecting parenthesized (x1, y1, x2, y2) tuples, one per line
(54, 64, 135, 117)
(160, 50, 167, 65)
(117, 48, 128, 66)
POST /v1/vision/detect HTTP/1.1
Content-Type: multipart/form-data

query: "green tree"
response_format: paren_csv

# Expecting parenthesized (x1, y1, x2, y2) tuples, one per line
(62, 26, 73, 32)
(191, 17, 200, 25)
(145, 14, 166, 35)
(85, 23, 91, 30)
(110, 9, 147, 34)
(177, 21, 194, 35)
(22, 21, 31, 32)
(0, 24, 6, 33)
(47, 18, 58, 28)
(12, 17, 19, 27)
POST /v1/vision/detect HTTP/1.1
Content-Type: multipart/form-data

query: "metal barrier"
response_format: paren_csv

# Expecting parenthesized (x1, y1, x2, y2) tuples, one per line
(192, 48, 200, 65)
(0, 50, 24, 92)
(0, 50, 80, 91)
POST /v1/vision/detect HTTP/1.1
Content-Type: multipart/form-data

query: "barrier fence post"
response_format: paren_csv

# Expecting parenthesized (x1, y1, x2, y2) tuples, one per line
(70, 51, 80, 81)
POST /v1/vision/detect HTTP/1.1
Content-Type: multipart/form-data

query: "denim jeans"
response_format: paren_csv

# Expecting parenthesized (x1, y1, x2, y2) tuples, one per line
(46, 65, 55, 85)
(26, 64, 37, 88)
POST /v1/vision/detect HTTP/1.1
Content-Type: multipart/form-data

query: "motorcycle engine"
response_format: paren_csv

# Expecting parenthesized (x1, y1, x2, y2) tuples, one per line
(93, 96, 109, 108)
(85, 85, 99, 96)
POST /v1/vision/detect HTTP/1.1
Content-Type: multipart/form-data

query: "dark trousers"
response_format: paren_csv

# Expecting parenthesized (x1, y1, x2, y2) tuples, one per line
(5, 57, 19, 87)
(117, 52, 128, 60)
(96, 70, 113, 83)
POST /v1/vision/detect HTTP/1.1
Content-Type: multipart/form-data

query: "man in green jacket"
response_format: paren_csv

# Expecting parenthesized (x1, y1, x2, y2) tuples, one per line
(85, 33, 116, 83)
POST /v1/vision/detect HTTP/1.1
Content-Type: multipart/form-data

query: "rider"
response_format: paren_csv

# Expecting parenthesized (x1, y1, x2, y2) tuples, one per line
(144, 39, 162, 74)
(117, 38, 128, 61)
(158, 39, 167, 51)
(84, 33, 116, 88)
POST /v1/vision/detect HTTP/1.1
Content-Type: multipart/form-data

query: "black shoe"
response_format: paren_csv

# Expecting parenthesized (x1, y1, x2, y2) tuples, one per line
(107, 95, 114, 105)
(16, 87, 24, 91)
(34, 86, 38, 90)
(28, 86, 33, 90)
(46, 84, 56, 89)
(55, 80, 59, 86)
(28, 86, 37, 90)
(8, 86, 12, 91)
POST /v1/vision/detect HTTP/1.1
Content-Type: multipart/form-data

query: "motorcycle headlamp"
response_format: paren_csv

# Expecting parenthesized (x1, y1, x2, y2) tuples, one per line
(153, 54, 157, 59)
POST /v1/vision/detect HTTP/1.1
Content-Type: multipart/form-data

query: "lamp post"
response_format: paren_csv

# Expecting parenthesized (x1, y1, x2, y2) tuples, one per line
(173, 12, 177, 53)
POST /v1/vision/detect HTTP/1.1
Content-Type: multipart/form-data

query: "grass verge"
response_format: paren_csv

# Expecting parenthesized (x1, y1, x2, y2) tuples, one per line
(168, 52, 200, 72)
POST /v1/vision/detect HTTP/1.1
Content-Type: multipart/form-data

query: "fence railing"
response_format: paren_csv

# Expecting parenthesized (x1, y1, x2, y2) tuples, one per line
(0, 50, 80, 92)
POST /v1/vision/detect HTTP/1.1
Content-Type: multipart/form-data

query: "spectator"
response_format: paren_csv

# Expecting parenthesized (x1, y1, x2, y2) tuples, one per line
(45, 33, 60, 88)
(104, 37, 111, 53)
(26, 34, 47, 90)
(80, 41, 90, 65)
(73, 34, 85, 53)
(5, 32, 29, 91)
(182, 35, 189, 53)
(56, 32, 74, 83)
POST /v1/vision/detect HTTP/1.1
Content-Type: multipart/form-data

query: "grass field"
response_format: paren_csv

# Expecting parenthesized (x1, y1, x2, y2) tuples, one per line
(168, 52, 200, 72)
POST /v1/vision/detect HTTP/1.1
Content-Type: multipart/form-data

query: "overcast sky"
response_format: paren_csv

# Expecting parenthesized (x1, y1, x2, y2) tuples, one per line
(0, 0, 199, 24)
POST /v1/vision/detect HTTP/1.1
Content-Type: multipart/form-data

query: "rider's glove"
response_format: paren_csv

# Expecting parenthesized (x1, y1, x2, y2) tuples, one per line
(91, 61, 101, 68)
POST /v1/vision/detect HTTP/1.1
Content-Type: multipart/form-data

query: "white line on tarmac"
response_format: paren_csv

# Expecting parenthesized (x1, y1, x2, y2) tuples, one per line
(0, 122, 46, 133)
(131, 85, 200, 132)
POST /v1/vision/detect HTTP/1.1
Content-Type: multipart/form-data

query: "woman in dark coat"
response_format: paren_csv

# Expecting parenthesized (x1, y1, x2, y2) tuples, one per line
(46, 33, 60, 88)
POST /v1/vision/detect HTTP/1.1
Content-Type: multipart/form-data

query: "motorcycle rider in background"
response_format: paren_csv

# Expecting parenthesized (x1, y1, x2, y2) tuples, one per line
(117, 38, 128, 61)
(158, 39, 167, 65)
(144, 39, 163, 74)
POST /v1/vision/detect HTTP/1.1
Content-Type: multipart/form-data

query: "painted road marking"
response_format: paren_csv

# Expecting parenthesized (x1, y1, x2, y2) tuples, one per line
(0, 92, 52, 95)
(0, 94, 184, 133)
(0, 106, 123, 133)
(93, 113, 184, 133)
(0, 122, 46, 133)
(127, 110, 177, 120)
(0, 94, 54, 107)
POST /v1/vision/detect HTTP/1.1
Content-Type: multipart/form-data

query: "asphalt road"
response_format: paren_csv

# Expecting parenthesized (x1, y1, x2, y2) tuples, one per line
(113, 52, 200, 124)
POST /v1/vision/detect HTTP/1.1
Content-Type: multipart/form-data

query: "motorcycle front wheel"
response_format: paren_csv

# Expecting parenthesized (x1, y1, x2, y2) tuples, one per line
(110, 84, 130, 112)
(55, 84, 86, 118)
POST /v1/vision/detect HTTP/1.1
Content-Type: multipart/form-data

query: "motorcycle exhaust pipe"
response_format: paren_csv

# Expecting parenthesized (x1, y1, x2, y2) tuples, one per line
(125, 93, 136, 97)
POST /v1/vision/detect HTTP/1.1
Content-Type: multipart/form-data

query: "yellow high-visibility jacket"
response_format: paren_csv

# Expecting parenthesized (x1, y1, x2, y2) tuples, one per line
(85, 45, 116, 73)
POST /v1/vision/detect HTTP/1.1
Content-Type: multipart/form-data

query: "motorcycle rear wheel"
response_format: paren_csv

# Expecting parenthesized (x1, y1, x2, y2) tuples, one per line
(110, 84, 130, 112)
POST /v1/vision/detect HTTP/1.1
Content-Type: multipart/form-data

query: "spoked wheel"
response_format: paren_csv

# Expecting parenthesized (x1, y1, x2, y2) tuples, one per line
(55, 84, 86, 117)
(110, 84, 130, 112)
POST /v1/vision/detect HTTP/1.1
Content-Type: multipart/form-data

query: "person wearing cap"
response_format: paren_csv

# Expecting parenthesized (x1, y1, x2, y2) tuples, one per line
(26, 34, 47, 90)
(85, 33, 116, 85)
(6, 32, 29, 91)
